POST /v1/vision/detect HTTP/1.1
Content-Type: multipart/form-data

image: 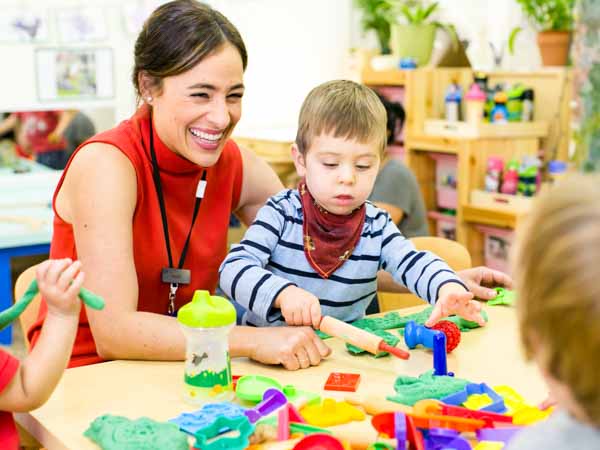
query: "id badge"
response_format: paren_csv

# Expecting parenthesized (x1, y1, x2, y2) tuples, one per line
(161, 268, 191, 285)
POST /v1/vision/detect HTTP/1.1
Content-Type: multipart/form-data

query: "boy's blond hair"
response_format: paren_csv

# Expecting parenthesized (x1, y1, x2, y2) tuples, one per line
(515, 174, 600, 424)
(295, 80, 387, 156)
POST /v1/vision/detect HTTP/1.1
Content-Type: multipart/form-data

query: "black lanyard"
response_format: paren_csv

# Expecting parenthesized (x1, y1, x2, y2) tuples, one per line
(148, 117, 207, 315)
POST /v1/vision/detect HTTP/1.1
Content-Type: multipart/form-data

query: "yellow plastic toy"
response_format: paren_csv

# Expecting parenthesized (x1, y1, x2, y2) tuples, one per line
(473, 442, 504, 450)
(494, 385, 553, 425)
(300, 398, 365, 427)
(463, 393, 493, 410)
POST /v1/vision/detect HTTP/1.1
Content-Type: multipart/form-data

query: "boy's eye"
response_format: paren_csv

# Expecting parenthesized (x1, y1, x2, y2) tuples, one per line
(228, 93, 243, 99)
(356, 165, 371, 170)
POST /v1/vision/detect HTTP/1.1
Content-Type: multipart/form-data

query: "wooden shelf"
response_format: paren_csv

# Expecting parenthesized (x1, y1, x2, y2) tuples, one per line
(424, 120, 549, 140)
(361, 65, 407, 86)
(462, 204, 526, 229)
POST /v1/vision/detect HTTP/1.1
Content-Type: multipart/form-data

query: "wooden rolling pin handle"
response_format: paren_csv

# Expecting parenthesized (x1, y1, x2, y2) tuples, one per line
(378, 341, 410, 360)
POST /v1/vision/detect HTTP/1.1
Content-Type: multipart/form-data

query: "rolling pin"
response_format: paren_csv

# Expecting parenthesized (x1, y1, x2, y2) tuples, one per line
(318, 315, 410, 360)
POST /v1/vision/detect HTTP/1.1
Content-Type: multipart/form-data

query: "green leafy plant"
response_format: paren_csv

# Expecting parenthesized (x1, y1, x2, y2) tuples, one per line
(354, 0, 395, 54)
(509, 0, 576, 52)
(393, 1, 458, 48)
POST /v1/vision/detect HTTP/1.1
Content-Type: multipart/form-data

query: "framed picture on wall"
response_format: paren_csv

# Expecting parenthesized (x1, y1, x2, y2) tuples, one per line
(122, 1, 168, 35)
(56, 7, 108, 43)
(35, 48, 114, 101)
(0, 8, 50, 42)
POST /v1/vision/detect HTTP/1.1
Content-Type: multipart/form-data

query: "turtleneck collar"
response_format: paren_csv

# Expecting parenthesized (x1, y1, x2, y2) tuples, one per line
(135, 104, 204, 175)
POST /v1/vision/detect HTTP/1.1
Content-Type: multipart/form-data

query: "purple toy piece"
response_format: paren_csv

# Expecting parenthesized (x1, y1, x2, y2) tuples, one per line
(477, 427, 522, 444)
(244, 388, 287, 424)
(394, 411, 407, 449)
(422, 428, 470, 450)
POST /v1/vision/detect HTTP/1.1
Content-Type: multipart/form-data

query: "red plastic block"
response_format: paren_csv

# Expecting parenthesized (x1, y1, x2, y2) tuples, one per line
(324, 372, 361, 392)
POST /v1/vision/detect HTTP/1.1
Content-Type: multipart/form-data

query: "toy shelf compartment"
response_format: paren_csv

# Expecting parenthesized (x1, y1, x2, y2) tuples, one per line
(423, 120, 549, 139)
(469, 190, 533, 214)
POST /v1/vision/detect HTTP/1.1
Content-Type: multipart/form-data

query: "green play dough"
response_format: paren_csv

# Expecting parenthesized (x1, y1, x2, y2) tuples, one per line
(315, 329, 332, 339)
(346, 328, 400, 357)
(386, 370, 471, 406)
(84, 415, 189, 450)
(488, 288, 516, 306)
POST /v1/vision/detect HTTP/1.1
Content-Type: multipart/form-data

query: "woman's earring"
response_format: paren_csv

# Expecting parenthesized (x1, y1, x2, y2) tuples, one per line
(146, 96, 153, 103)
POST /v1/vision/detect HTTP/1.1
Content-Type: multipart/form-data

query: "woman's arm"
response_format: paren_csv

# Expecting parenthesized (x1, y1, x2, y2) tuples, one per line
(57, 143, 188, 360)
(235, 146, 284, 226)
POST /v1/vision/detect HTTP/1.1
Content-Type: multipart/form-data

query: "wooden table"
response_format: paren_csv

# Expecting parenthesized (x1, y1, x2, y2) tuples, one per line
(15, 305, 546, 449)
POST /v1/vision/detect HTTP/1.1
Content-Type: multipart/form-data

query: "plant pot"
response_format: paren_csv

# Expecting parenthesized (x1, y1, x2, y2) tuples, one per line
(537, 30, 571, 66)
(390, 23, 436, 67)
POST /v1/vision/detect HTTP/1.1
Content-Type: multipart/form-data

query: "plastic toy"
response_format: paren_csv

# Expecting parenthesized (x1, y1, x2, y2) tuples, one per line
(485, 156, 504, 192)
(394, 412, 407, 449)
(319, 315, 409, 360)
(170, 402, 247, 435)
(432, 332, 449, 376)
(441, 383, 506, 413)
(421, 428, 471, 450)
(464, 393, 494, 410)
(473, 443, 505, 450)
(373, 410, 484, 435)
(2, 279, 104, 331)
(278, 405, 290, 440)
(282, 385, 321, 407)
(477, 427, 522, 445)
(490, 92, 509, 123)
(430, 320, 461, 352)
(387, 371, 470, 406)
(488, 287, 516, 306)
(244, 388, 288, 424)
(236, 375, 283, 403)
(346, 328, 400, 357)
(493, 385, 553, 424)
(192, 415, 254, 450)
(500, 160, 519, 195)
(258, 415, 330, 436)
(292, 434, 345, 450)
(300, 398, 365, 427)
(413, 399, 512, 427)
(465, 83, 486, 125)
(324, 372, 361, 392)
(404, 320, 440, 350)
(177, 290, 236, 404)
(85, 414, 188, 450)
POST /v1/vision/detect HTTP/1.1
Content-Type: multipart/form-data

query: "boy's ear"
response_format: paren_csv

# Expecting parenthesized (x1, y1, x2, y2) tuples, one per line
(291, 144, 307, 178)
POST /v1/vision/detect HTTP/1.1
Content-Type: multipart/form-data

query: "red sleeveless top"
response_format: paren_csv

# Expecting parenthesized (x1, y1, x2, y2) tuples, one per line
(28, 105, 244, 367)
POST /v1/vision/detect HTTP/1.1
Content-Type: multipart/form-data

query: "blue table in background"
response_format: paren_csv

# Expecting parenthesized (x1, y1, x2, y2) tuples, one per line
(0, 162, 59, 344)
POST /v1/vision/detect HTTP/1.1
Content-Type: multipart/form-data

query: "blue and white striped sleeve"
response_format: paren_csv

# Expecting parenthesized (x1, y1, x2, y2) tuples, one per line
(218, 198, 295, 322)
(378, 214, 468, 304)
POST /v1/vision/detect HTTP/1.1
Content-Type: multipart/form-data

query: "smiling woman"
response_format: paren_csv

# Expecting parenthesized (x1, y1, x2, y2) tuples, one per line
(25, 0, 331, 371)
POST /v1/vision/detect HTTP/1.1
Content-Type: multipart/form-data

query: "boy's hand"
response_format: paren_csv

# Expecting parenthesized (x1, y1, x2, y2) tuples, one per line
(275, 285, 322, 328)
(425, 282, 484, 327)
(36, 259, 85, 318)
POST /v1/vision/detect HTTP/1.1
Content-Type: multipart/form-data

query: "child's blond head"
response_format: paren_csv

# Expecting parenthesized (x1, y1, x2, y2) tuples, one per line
(515, 174, 600, 424)
(295, 80, 387, 156)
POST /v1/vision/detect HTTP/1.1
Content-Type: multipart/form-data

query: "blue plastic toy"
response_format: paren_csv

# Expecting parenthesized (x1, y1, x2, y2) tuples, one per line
(432, 332, 450, 377)
(421, 428, 471, 450)
(169, 402, 246, 435)
(193, 415, 254, 450)
(404, 321, 441, 349)
(441, 383, 507, 413)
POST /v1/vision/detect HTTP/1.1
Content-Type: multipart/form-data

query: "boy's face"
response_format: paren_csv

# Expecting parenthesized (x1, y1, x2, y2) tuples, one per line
(292, 133, 380, 215)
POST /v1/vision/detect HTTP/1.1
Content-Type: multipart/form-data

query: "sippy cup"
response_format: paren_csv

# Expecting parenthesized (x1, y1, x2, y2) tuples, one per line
(177, 290, 236, 404)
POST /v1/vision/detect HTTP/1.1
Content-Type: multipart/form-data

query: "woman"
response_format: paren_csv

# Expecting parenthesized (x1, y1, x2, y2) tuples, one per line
(28, 0, 510, 370)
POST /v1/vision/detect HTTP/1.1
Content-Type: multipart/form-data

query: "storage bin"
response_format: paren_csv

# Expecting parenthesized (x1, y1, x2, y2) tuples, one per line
(476, 225, 514, 274)
(430, 153, 458, 210)
(428, 211, 456, 241)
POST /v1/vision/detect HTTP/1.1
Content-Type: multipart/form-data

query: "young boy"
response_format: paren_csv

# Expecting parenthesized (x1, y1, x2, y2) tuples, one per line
(219, 80, 483, 331)
(0, 259, 84, 449)
(506, 176, 600, 449)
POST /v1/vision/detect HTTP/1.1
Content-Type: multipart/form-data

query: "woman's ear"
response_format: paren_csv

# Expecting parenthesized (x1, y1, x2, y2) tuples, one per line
(138, 71, 158, 103)
(291, 144, 306, 178)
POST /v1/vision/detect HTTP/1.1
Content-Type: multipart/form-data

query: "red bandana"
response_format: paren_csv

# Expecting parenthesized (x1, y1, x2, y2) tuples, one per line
(299, 181, 366, 279)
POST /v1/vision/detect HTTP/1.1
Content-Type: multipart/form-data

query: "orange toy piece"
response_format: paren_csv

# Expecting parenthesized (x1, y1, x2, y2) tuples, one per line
(300, 398, 366, 427)
(409, 412, 486, 432)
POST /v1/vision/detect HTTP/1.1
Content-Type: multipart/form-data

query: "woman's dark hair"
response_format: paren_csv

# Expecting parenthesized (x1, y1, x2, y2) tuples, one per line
(377, 94, 406, 145)
(132, 0, 247, 99)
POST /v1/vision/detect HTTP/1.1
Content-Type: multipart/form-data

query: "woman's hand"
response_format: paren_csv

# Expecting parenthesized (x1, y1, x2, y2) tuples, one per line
(249, 326, 331, 370)
(457, 266, 513, 300)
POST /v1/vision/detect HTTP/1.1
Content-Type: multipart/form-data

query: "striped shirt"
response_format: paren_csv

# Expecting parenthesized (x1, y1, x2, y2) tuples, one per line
(219, 189, 466, 326)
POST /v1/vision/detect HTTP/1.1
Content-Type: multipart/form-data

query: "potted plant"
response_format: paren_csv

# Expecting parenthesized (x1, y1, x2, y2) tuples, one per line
(354, 0, 395, 55)
(510, 0, 576, 66)
(389, 1, 457, 67)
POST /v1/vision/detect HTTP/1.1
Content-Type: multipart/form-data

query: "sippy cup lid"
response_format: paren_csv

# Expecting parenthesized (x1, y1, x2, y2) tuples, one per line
(177, 290, 236, 328)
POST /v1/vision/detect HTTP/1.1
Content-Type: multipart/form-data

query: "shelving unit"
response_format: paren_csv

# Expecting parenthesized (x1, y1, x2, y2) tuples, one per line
(362, 62, 572, 268)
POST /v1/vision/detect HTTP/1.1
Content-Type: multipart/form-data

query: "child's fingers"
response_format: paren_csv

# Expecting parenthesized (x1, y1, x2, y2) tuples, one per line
(460, 301, 485, 326)
(310, 302, 321, 329)
(45, 258, 72, 285)
(65, 271, 85, 299)
(301, 306, 312, 327)
(57, 260, 82, 291)
(35, 260, 52, 284)
(425, 302, 446, 327)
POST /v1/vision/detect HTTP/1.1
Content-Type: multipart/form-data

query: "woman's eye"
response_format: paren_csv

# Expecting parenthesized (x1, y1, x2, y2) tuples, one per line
(191, 93, 209, 98)
(228, 93, 243, 99)
(323, 163, 338, 168)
